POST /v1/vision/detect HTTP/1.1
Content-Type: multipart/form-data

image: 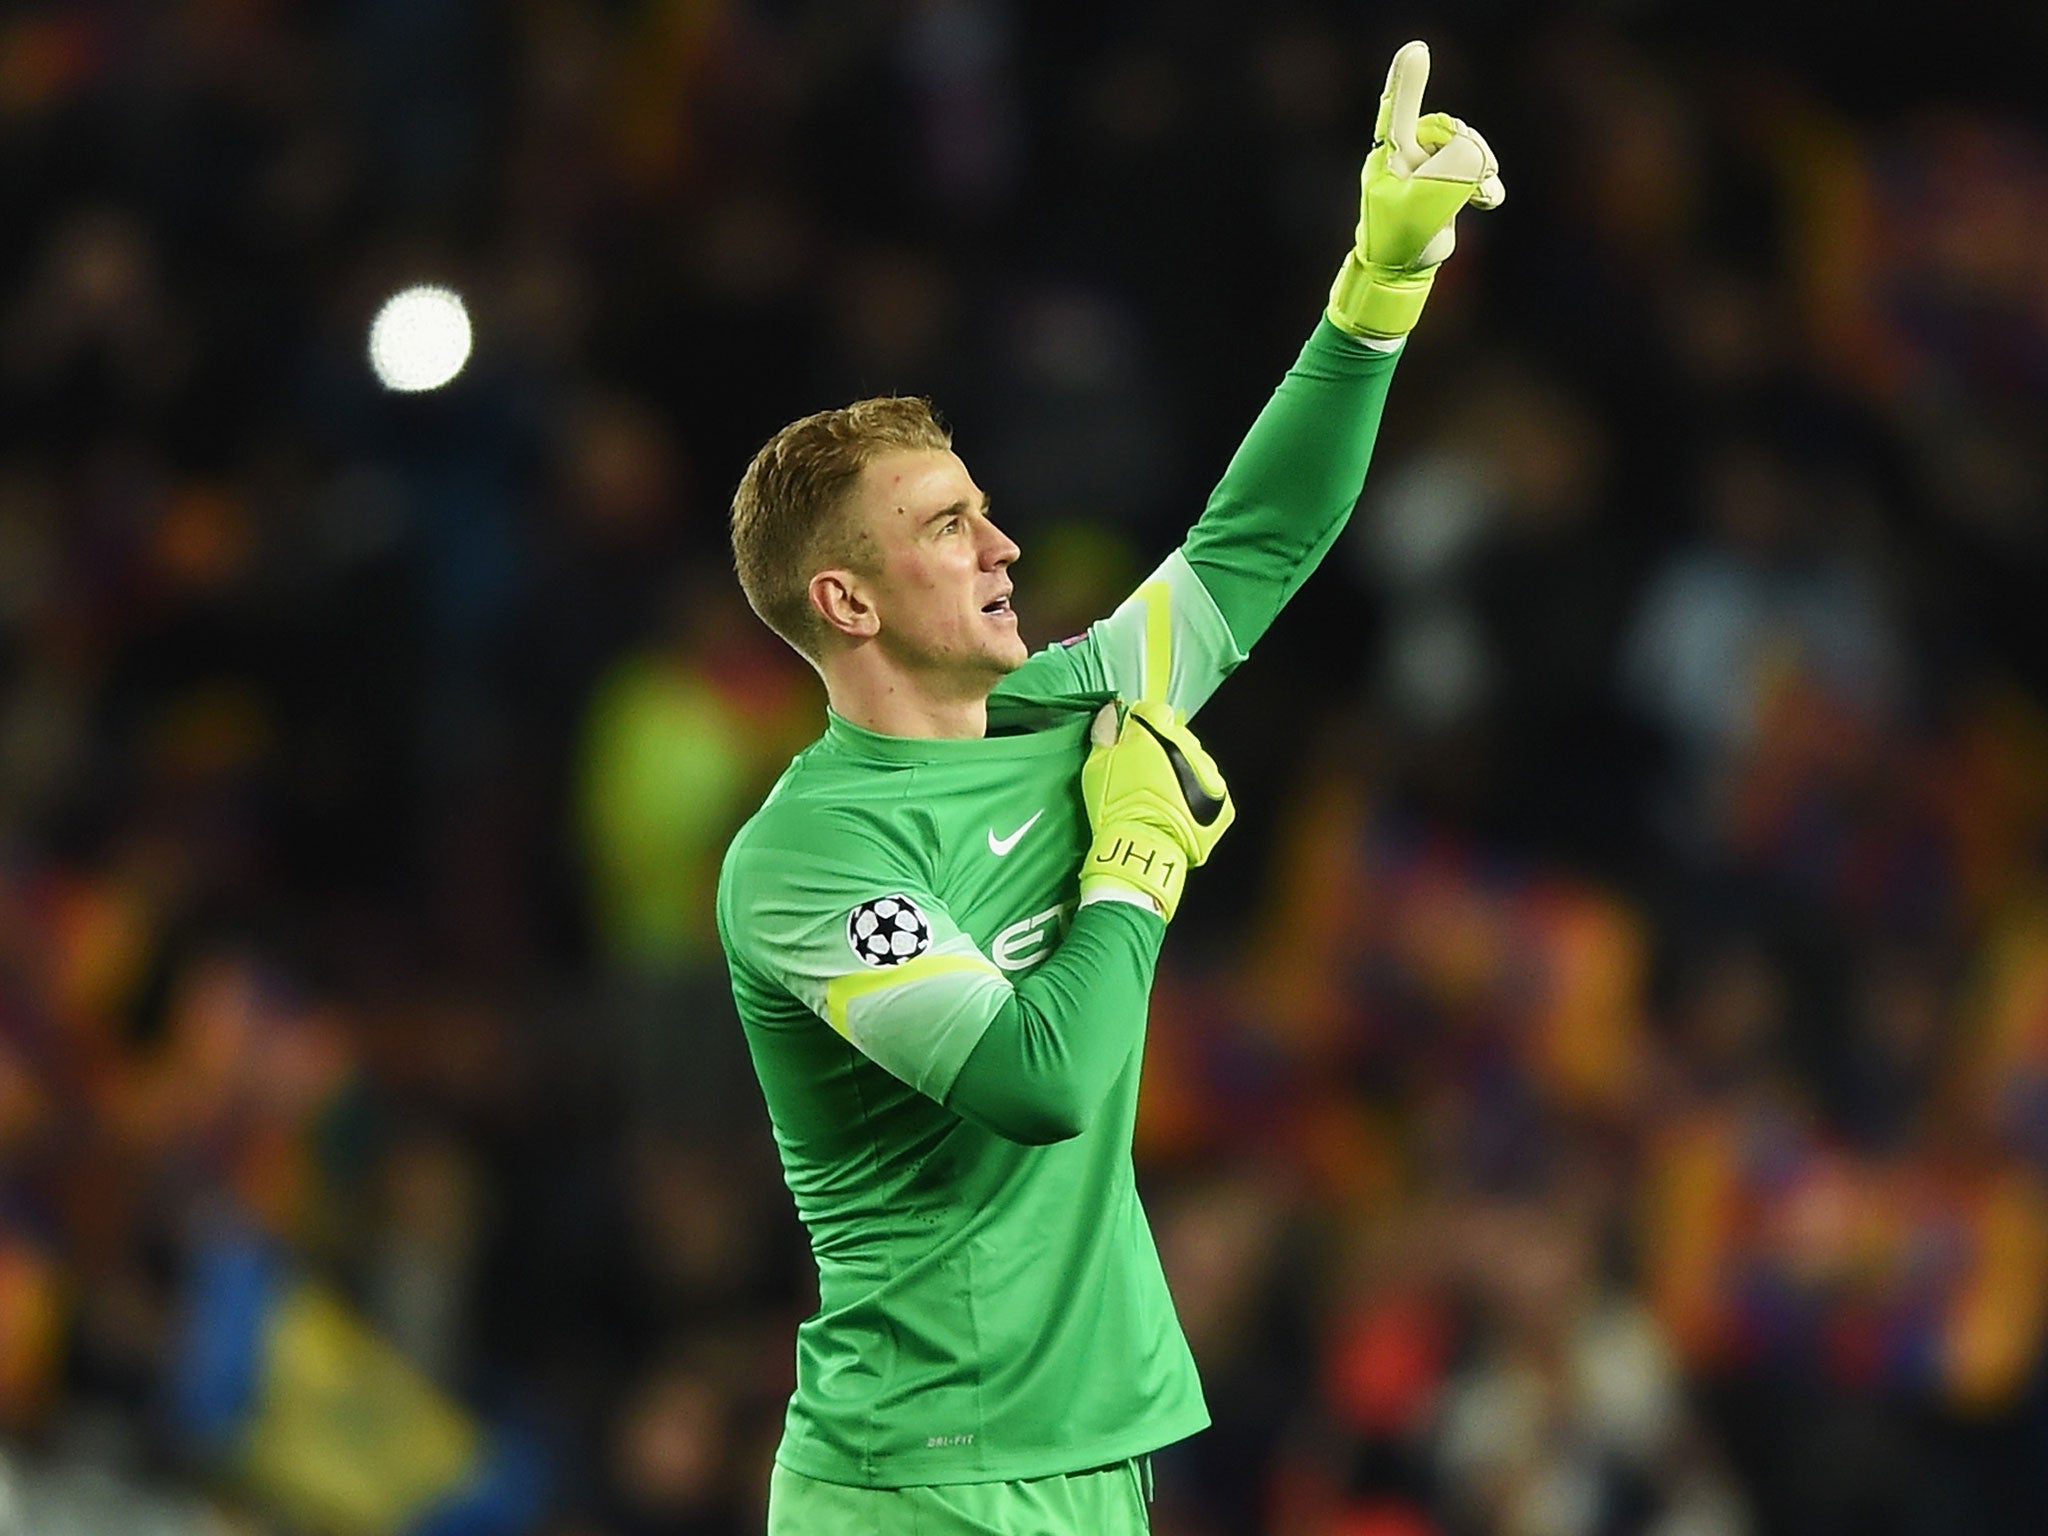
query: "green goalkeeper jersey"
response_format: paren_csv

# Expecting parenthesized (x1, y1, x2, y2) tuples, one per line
(717, 320, 1399, 1487)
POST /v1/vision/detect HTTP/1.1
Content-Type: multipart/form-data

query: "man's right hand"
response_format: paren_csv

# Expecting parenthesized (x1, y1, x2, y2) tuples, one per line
(1079, 700, 1235, 921)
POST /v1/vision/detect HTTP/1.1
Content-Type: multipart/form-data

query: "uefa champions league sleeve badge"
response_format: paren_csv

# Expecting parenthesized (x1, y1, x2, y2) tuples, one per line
(846, 895, 933, 967)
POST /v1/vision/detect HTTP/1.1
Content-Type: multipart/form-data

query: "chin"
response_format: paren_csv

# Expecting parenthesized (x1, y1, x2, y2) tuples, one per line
(958, 647, 1026, 696)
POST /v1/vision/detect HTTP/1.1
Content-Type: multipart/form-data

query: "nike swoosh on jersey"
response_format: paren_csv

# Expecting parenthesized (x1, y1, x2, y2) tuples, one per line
(986, 810, 1044, 856)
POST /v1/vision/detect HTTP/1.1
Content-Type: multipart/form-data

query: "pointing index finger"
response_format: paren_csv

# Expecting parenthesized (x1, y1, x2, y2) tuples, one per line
(1379, 40, 1431, 174)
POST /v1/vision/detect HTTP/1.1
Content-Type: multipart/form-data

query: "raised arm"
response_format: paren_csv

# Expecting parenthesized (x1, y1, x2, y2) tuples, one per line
(1185, 39, 1504, 657)
(989, 40, 1506, 728)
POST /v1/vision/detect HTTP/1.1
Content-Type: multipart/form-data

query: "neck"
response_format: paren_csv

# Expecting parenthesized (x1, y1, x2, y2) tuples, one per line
(823, 660, 991, 740)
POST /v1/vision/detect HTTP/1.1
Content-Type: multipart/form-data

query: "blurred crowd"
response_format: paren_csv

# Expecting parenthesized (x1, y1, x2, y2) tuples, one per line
(3, 2, 2047, 1534)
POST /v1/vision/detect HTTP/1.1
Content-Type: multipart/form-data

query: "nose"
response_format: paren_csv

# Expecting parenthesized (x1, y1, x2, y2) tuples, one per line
(980, 513, 1020, 570)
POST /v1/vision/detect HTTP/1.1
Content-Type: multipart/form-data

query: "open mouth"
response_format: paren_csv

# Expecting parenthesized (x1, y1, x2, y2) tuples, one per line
(981, 595, 1013, 616)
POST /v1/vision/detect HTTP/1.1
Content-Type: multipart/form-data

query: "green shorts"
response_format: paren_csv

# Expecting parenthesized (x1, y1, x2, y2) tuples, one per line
(767, 1457, 1153, 1535)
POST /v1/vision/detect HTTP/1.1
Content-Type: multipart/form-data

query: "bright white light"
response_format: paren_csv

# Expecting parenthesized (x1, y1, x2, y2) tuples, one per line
(367, 284, 473, 393)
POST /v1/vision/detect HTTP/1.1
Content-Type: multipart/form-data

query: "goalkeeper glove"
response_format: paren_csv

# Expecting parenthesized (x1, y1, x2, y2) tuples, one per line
(1327, 39, 1506, 341)
(1079, 699, 1235, 922)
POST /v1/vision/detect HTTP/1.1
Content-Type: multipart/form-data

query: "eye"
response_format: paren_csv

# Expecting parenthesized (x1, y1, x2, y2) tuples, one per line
(942, 515, 964, 534)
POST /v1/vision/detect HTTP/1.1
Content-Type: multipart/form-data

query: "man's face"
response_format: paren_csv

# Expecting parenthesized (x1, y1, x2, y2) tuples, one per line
(837, 447, 1027, 692)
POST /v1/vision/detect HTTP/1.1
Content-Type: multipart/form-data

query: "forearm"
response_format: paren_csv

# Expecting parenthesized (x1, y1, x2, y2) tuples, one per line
(945, 898, 1165, 1144)
(1181, 318, 1401, 651)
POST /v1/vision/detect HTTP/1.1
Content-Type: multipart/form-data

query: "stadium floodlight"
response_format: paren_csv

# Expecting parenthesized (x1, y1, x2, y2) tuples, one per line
(367, 283, 473, 393)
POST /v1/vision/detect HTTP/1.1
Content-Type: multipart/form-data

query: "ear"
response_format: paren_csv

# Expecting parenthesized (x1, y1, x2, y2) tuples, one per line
(809, 568, 879, 641)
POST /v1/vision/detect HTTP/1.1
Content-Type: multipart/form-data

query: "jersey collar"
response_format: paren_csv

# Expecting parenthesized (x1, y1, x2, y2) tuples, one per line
(823, 708, 1087, 764)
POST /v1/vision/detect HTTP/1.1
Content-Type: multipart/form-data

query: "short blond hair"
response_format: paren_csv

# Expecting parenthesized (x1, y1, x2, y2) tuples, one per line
(729, 397, 952, 660)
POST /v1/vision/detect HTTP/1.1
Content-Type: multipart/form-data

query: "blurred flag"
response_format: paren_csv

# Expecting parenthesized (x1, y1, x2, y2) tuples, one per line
(171, 1227, 546, 1536)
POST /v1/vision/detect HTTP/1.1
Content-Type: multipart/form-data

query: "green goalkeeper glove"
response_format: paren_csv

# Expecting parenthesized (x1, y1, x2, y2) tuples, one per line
(1080, 699, 1236, 922)
(1327, 39, 1506, 341)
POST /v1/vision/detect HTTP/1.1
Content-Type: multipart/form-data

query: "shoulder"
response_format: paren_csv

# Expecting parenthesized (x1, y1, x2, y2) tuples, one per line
(726, 746, 913, 862)
(717, 794, 942, 994)
(719, 762, 923, 925)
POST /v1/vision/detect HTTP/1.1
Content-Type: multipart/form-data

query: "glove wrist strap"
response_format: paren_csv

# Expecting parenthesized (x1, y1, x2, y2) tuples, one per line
(1078, 886, 1164, 917)
(1082, 827, 1188, 922)
(1326, 250, 1435, 339)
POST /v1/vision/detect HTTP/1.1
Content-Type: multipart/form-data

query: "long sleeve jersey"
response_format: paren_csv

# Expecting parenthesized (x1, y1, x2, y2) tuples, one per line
(716, 320, 1399, 1487)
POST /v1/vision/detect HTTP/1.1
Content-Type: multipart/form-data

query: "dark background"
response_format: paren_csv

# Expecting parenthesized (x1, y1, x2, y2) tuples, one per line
(3, 2, 2047, 1533)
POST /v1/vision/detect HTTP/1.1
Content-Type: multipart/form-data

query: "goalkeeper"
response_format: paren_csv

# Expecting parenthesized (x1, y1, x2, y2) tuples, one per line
(717, 40, 1502, 1535)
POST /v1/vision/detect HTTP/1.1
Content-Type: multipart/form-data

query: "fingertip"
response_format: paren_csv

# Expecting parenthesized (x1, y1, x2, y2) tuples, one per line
(1383, 39, 1431, 159)
(1387, 39, 1431, 87)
